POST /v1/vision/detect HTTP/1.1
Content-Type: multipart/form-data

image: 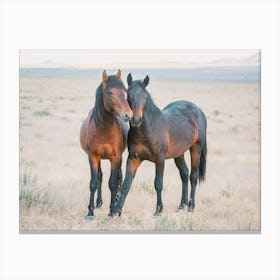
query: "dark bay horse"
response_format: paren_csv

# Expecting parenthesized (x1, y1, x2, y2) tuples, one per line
(112, 73, 207, 216)
(80, 70, 133, 218)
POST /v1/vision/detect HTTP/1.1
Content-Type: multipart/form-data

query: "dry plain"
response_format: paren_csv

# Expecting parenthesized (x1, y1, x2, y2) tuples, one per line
(19, 74, 260, 232)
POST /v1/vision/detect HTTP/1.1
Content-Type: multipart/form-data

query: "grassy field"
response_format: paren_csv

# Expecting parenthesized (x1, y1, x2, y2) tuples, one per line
(19, 76, 260, 232)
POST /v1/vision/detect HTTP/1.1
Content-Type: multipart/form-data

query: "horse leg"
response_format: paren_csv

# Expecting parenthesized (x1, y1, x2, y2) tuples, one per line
(96, 163, 103, 208)
(174, 155, 189, 210)
(154, 159, 165, 216)
(115, 168, 123, 203)
(112, 156, 142, 216)
(86, 156, 100, 218)
(108, 156, 122, 216)
(188, 143, 202, 212)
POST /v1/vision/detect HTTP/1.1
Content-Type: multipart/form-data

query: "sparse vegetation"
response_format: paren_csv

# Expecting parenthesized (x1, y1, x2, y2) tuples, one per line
(61, 116, 70, 121)
(201, 197, 213, 206)
(154, 216, 177, 231)
(220, 184, 233, 198)
(180, 215, 201, 231)
(20, 187, 54, 209)
(19, 169, 57, 214)
(213, 109, 220, 116)
(22, 122, 32, 127)
(33, 110, 51, 116)
(20, 169, 37, 189)
(137, 179, 154, 195)
(35, 133, 43, 139)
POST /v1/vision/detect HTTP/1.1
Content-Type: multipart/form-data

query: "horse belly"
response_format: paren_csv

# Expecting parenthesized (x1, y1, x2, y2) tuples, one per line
(96, 144, 117, 159)
(129, 143, 154, 161)
(165, 125, 195, 159)
(165, 142, 192, 159)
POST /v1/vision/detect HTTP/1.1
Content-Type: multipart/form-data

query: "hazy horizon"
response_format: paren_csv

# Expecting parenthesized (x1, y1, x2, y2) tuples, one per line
(20, 49, 260, 69)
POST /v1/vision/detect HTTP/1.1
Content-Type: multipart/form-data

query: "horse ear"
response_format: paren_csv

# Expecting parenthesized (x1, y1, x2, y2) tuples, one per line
(143, 75, 149, 87)
(116, 69, 121, 79)
(127, 73, 133, 85)
(102, 70, 108, 83)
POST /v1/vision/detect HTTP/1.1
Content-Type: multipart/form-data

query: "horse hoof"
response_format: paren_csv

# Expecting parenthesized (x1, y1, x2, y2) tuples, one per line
(154, 210, 162, 216)
(96, 200, 103, 208)
(154, 205, 163, 216)
(85, 214, 95, 220)
(177, 203, 187, 211)
(188, 200, 195, 212)
(188, 207, 194, 213)
(111, 211, 121, 219)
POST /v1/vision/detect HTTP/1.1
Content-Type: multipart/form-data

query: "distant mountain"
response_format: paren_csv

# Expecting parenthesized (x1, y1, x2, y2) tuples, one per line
(243, 53, 260, 65)
(206, 53, 260, 67)
(20, 53, 260, 69)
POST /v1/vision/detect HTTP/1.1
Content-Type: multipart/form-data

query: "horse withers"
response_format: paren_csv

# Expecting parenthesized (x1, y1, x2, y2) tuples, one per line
(112, 73, 207, 216)
(80, 70, 133, 218)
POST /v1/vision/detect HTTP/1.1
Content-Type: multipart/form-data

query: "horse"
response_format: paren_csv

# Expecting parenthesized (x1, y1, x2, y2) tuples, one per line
(80, 70, 133, 218)
(112, 73, 207, 216)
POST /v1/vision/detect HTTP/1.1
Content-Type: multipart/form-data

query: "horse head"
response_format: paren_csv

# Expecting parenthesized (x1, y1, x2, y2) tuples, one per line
(102, 70, 133, 122)
(126, 73, 150, 127)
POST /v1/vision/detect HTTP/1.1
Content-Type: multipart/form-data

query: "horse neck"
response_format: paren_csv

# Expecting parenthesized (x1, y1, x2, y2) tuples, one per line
(141, 97, 163, 133)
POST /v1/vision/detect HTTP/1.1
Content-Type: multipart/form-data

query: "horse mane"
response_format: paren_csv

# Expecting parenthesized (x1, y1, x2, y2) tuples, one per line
(142, 85, 162, 121)
(89, 83, 106, 125)
(89, 76, 125, 125)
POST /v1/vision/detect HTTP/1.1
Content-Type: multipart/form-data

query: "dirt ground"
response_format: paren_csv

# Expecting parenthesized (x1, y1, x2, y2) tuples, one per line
(19, 76, 260, 232)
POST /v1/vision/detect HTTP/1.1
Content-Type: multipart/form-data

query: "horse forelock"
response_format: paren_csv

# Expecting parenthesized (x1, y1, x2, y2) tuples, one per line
(104, 75, 125, 91)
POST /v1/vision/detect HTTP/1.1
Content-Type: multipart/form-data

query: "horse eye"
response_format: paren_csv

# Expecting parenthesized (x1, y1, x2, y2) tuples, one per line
(107, 91, 113, 95)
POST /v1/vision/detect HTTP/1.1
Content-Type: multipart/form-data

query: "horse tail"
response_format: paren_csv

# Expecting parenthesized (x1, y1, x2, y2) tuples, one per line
(199, 115, 207, 182)
(199, 138, 207, 182)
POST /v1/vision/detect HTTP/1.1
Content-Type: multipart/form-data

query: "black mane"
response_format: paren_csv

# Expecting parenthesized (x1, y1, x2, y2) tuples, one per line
(144, 88, 162, 121)
(132, 82, 162, 121)
(90, 83, 106, 125)
(90, 75, 125, 125)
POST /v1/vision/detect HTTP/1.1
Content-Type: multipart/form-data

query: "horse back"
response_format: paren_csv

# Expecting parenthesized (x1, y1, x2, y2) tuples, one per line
(163, 101, 207, 158)
(163, 100, 206, 131)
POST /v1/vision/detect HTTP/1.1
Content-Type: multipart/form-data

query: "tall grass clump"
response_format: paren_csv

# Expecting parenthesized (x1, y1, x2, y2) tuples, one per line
(219, 183, 233, 199)
(19, 188, 54, 209)
(136, 179, 154, 195)
(19, 169, 57, 213)
(154, 216, 177, 231)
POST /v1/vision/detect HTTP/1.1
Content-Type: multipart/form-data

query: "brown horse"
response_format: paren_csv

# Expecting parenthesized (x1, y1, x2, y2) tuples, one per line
(112, 73, 207, 216)
(80, 70, 133, 218)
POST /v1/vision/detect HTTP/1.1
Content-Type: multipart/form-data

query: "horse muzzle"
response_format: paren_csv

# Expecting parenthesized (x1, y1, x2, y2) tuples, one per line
(130, 116, 143, 127)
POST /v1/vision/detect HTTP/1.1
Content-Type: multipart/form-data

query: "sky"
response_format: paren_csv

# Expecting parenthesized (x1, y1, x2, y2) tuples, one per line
(20, 49, 260, 68)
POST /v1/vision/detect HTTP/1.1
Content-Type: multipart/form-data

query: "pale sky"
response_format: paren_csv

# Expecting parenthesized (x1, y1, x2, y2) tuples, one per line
(20, 49, 259, 68)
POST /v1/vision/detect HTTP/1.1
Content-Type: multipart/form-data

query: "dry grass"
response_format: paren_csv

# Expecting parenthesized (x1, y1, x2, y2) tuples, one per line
(19, 77, 260, 232)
